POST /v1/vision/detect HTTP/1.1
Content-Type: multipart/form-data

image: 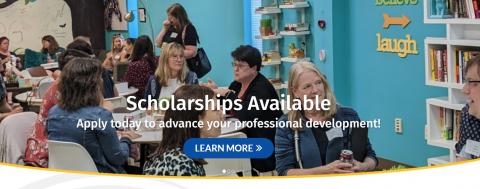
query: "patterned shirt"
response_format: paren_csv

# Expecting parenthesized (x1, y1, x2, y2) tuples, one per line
(455, 104, 480, 159)
(143, 148, 205, 176)
(124, 57, 157, 101)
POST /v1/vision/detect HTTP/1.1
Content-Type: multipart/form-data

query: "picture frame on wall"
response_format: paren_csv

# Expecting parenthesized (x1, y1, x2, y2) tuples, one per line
(110, 0, 128, 31)
(139, 8, 146, 22)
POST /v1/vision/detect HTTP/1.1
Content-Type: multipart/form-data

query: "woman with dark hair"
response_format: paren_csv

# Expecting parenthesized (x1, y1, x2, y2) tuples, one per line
(0, 36, 23, 77)
(47, 57, 140, 173)
(24, 39, 116, 167)
(143, 85, 222, 176)
(41, 35, 65, 63)
(203, 45, 283, 175)
(155, 3, 199, 73)
(120, 38, 135, 62)
(124, 35, 157, 101)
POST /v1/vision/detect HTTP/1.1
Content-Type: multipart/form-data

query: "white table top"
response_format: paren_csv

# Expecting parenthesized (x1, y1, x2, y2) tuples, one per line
(118, 87, 138, 97)
(123, 116, 244, 144)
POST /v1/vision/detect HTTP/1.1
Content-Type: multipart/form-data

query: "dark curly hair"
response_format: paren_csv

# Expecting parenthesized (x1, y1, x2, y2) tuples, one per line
(58, 39, 95, 70)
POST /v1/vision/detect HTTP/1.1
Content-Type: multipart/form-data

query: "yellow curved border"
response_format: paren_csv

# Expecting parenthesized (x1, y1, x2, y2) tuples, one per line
(0, 158, 478, 180)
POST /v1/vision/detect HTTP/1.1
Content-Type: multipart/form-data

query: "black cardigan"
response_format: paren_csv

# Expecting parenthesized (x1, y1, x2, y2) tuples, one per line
(226, 73, 283, 172)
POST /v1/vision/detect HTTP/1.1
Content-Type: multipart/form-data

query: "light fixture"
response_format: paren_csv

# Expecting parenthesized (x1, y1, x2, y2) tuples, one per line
(123, 0, 154, 39)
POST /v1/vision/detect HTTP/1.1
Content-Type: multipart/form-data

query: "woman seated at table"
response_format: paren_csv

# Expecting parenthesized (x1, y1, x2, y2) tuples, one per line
(124, 35, 157, 101)
(144, 42, 197, 101)
(120, 38, 135, 63)
(41, 35, 65, 63)
(24, 39, 116, 167)
(143, 85, 222, 176)
(0, 72, 22, 121)
(275, 62, 377, 176)
(0, 36, 23, 77)
(103, 34, 124, 71)
(46, 57, 140, 173)
(202, 45, 282, 175)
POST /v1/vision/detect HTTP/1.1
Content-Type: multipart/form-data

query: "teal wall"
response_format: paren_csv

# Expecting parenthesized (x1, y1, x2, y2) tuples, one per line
(136, 0, 244, 87)
(112, 0, 453, 166)
(344, 0, 448, 166)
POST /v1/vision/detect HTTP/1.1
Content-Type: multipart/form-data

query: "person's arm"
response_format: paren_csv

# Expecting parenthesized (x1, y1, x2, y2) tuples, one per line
(155, 20, 171, 48)
(96, 110, 130, 166)
(184, 45, 197, 59)
(102, 52, 113, 70)
(0, 97, 22, 121)
(275, 126, 353, 176)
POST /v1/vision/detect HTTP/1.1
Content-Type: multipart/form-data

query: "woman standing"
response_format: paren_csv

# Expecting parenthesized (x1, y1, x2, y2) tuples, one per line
(155, 3, 199, 73)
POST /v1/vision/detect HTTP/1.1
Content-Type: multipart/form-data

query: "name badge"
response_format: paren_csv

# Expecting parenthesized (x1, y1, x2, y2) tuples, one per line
(170, 32, 178, 38)
(326, 127, 343, 141)
(465, 139, 480, 157)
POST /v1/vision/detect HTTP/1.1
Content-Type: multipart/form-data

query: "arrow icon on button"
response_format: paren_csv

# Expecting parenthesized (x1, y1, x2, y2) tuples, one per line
(383, 13, 410, 29)
(256, 145, 262, 152)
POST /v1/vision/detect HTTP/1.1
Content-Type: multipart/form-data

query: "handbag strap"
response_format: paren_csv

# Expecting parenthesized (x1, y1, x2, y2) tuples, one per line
(182, 24, 201, 46)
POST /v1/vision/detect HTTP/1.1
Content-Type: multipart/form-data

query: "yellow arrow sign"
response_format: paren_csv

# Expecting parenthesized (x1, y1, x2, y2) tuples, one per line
(383, 13, 411, 29)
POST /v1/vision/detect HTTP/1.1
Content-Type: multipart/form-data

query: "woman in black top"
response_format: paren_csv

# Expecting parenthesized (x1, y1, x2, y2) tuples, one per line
(155, 3, 199, 68)
(203, 45, 283, 175)
(0, 36, 22, 76)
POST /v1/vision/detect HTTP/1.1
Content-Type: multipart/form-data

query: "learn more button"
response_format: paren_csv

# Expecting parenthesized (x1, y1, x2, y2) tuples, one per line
(184, 138, 273, 158)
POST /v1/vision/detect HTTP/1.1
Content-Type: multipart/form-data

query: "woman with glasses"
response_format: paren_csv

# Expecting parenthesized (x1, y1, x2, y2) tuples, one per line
(456, 55, 480, 160)
(203, 45, 283, 175)
(124, 35, 157, 101)
(275, 62, 377, 176)
(144, 42, 197, 101)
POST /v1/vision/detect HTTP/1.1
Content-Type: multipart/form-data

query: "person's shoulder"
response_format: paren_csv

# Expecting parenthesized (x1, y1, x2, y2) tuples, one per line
(335, 105, 359, 118)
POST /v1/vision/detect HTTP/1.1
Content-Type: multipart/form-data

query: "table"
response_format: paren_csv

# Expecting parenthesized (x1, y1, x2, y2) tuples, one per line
(118, 87, 138, 97)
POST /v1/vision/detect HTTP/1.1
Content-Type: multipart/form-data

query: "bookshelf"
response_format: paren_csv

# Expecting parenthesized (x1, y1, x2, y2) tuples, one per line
(423, 0, 480, 165)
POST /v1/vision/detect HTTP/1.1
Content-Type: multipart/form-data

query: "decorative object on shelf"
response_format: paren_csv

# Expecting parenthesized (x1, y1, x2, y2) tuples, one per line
(318, 20, 326, 29)
(260, 19, 274, 36)
(262, 51, 281, 62)
(284, 23, 309, 32)
(288, 43, 305, 58)
(429, 0, 453, 19)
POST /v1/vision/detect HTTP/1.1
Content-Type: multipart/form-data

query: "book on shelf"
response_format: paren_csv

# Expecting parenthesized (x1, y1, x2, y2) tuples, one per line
(437, 107, 461, 141)
(454, 49, 480, 84)
(444, 0, 480, 18)
(429, 48, 447, 82)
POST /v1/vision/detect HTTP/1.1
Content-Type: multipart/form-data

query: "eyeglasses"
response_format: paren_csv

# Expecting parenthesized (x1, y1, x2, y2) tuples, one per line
(465, 80, 480, 88)
(232, 61, 250, 70)
(169, 56, 184, 61)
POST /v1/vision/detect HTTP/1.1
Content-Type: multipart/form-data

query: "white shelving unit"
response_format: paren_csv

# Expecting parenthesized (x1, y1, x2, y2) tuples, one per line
(423, 0, 478, 165)
(279, 1, 310, 64)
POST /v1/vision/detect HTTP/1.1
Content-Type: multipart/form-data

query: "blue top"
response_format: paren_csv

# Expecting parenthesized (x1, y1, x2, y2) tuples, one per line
(47, 105, 131, 173)
(144, 71, 198, 100)
(275, 105, 377, 176)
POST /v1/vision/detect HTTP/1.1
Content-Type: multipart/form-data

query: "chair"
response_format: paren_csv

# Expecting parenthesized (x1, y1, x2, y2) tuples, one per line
(37, 79, 54, 99)
(113, 63, 129, 82)
(47, 140, 98, 172)
(0, 112, 37, 165)
(203, 132, 252, 176)
(104, 96, 127, 109)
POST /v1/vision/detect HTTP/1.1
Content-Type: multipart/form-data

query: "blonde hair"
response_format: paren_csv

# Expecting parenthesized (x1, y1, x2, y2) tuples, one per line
(287, 62, 337, 129)
(155, 43, 188, 86)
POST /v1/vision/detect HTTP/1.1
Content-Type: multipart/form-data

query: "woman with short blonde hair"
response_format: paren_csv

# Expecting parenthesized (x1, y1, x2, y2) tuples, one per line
(275, 62, 377, 176)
